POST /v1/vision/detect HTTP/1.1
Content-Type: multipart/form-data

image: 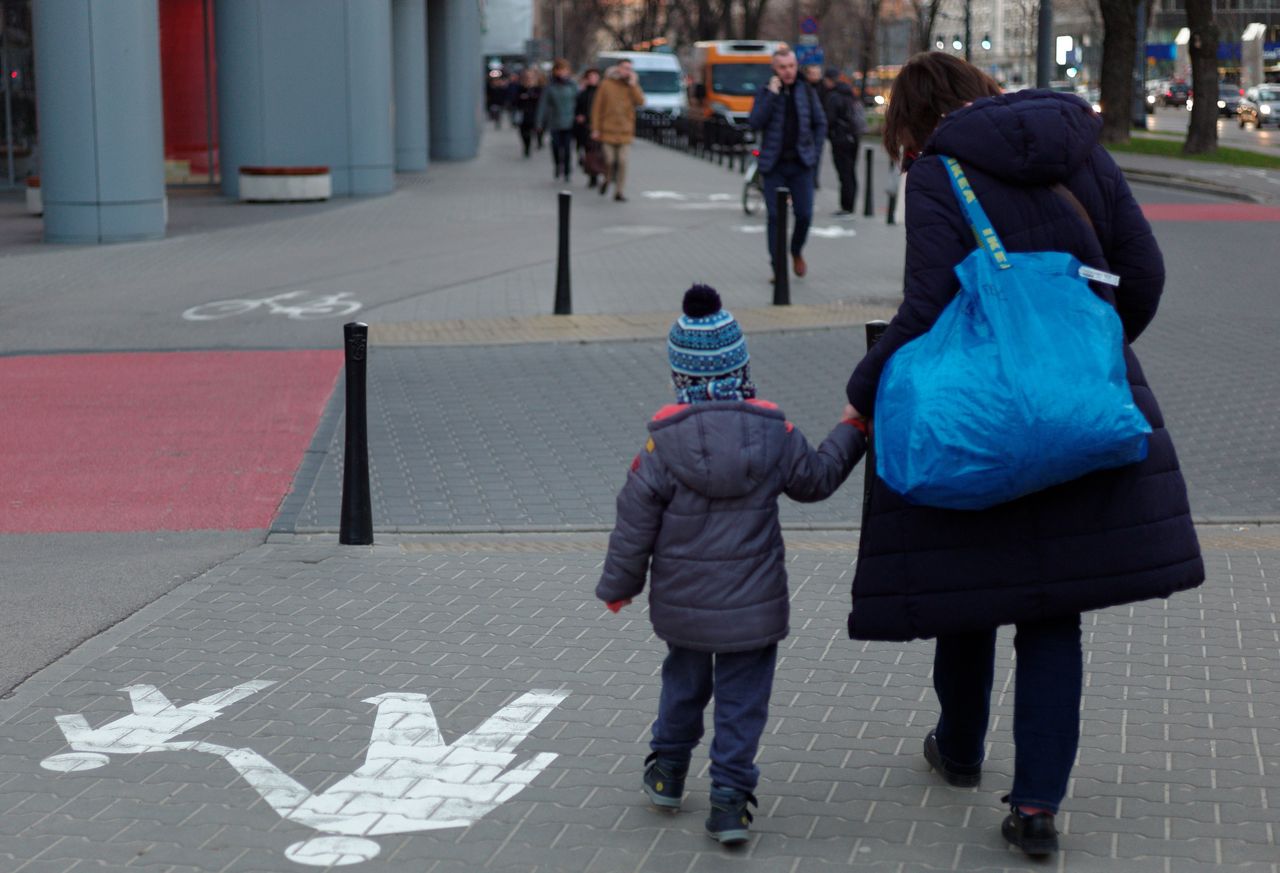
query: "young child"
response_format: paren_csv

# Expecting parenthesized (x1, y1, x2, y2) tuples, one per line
(597, 284, 867, 845)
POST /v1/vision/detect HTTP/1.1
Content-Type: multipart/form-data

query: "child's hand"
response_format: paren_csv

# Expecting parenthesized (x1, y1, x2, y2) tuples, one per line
(842, 403, 864, 421)
(605, 599, 632, 613)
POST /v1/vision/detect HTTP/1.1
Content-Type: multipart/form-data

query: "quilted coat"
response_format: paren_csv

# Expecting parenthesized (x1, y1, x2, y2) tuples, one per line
(597, 400, 865, 652)
(748, 81, 827, 173)
(845, 91, 1204, 642)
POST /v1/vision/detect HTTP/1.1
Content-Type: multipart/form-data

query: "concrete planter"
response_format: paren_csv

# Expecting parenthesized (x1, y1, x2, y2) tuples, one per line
(26, 177, 42, 216)
(238, 166, 332, 202)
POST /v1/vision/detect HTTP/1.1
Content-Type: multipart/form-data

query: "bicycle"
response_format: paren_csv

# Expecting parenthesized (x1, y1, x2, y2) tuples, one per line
(742, 149, 764, 216)
(183, 291, 362, 322)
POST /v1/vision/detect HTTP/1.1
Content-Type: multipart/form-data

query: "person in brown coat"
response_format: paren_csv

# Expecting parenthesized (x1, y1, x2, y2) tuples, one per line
(590, 61, 645, 201)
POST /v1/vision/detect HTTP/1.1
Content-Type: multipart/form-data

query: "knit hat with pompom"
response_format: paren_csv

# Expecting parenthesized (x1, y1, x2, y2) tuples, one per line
(667, 284, 755, 404)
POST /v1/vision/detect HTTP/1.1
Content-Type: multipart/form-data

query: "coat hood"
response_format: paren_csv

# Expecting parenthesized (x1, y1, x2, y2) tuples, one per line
(648, 402, 789, 499)
(925, 90, 1101, 186)
(832, 81, 855, 98)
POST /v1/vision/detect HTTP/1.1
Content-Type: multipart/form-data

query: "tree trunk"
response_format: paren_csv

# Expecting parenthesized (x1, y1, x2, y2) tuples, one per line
(911, 0, 942, 54)
(1098, 0, 1138, 143)
(859, 0, 882, 102)
(1183, 0, 1218, 154)
(741, 0, 770, 39)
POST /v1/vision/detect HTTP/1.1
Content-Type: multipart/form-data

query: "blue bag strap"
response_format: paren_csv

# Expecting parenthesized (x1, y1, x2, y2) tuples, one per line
(942, 156, 1012, 271)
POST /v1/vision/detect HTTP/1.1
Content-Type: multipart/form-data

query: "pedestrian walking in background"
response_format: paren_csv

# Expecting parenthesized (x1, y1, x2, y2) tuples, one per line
(514, 68, 543, 158)
(574, 68, 603, 189)
(803, 65, 825, 189)
(598, 284, 866, 846)
(843, 52, 1205, 858)
(590, 60, 644, 202)
(748, 48, 826, 280)
(485, 72, 507, 130)
(822, 68, 865, 217)
(537, 59, 579, 182)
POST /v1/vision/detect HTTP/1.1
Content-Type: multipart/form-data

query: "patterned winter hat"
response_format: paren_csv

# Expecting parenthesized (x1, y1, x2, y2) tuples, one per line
(668, 285, 756, 404)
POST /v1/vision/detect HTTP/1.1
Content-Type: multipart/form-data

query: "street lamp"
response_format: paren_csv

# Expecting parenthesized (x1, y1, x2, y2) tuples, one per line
(981, 34, 992, 51)
(952, 35, 963, 52)
(936, 38, 945, 50)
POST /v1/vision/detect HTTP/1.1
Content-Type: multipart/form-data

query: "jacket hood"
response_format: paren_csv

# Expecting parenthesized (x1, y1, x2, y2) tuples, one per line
(925, 90, 1101, 185)
(833, 81, 855, 97)
(648, 402, 788, 499)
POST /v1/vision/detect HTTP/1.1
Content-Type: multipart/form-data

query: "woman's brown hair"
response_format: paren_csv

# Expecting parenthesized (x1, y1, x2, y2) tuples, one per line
(883, 52, 1002, 161)
(552, 58, 571, 77)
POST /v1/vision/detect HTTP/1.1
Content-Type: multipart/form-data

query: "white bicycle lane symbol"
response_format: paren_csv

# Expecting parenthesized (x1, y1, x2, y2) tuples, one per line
(183, 290, 362, 321)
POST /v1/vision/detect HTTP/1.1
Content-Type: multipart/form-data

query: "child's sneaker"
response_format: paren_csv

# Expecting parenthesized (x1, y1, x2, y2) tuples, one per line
(705, 786, 757, 845)
(642, 753, 687, 810)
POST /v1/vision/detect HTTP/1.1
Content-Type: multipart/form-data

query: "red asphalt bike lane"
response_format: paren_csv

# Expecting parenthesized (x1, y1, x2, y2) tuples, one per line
(1141, 202, 1280, 222)
(1, 350, 342, 533)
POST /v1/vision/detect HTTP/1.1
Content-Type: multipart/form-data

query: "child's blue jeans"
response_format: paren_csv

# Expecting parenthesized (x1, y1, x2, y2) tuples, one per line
(650, 643, 777, 794)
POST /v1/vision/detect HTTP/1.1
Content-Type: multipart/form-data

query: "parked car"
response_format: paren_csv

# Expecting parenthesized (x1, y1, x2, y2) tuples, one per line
(1238, 85, 1280, 130)
(1161, 81, 1190, 107)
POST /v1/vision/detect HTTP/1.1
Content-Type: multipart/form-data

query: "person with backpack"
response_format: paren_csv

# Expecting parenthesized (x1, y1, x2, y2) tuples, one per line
(822, 68, 866, 217)
(842, 52, 1204, 858)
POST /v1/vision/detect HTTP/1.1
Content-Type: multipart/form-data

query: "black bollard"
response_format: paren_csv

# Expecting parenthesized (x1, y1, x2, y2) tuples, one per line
(860, 320, 890, 527)
(554, 190, 572, 315)
(863, 147, 875, 218)
(773, 186, 790, 306)
(886, 192, 897, 225)
(339, 322, 374, 545)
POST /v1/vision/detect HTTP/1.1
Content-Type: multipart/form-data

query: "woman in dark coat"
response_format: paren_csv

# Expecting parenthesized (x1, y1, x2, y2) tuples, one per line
(513, 68, 544, 158)
(844, 53, 1204, 856)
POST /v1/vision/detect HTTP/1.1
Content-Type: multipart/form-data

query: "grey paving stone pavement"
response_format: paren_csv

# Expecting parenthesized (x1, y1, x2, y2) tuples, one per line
(278, 316, 1278, 534)
(0, 531, 1275, 872)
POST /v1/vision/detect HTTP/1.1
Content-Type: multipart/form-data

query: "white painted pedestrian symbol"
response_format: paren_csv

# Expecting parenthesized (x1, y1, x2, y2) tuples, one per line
(41, 680, 274, 772)
(42, 684, 569, 866)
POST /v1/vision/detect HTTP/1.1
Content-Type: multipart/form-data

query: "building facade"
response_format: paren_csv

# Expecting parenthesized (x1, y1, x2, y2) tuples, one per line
(0, 0, 483, 244)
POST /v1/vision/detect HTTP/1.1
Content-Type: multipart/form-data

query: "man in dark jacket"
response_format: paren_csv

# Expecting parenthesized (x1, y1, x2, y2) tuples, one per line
(822, 67, 866, 216)
(598, 285, 865, 846)
(748, 48, 826, 279)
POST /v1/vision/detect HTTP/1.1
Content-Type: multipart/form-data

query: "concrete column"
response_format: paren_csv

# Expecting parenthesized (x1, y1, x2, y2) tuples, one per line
(392, 0, 428, 172)
(215, 0, 393, 198)
(33, 0, 165, 243)
(428, 0, 481, 160)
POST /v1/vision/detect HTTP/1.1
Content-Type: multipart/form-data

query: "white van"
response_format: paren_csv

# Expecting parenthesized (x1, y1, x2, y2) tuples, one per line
(596, 51, 687, 116)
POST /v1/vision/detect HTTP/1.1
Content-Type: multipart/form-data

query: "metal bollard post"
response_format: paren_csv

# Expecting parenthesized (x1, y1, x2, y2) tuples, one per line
(554, 190, 572, 315)
(773, 186, 790, 306)
(860, 320, 889, 527)
(339, 322, 374, 545)
(863, 147, 875, 218)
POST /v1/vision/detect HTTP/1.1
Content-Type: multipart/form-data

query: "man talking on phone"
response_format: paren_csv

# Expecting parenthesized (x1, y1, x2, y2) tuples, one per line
(748, 47, 826, 281)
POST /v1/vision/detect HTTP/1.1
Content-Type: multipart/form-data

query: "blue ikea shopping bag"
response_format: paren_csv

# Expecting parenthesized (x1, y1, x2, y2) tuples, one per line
(874, 157, 1151, 510)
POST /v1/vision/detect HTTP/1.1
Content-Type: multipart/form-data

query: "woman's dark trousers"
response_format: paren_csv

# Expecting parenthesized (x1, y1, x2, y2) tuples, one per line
(550, 129, 574, 179)
(932, 614, 1082, 812)
(832, 140, 859, 213)
(520, 125, 535, 157)
(650, 644, 777, 795)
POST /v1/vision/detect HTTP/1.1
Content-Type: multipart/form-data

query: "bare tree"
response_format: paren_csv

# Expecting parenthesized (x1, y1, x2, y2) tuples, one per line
(739, 0, 774, 38)
(589, 0, 671, 49)
(1098, 0, 1139, 143)
(909, 0, 943, 54)
(1183, 0, 1218, 154)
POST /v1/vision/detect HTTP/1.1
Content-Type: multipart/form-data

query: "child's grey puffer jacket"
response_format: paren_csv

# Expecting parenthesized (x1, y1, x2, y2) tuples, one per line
(597, 399, 865, 652)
